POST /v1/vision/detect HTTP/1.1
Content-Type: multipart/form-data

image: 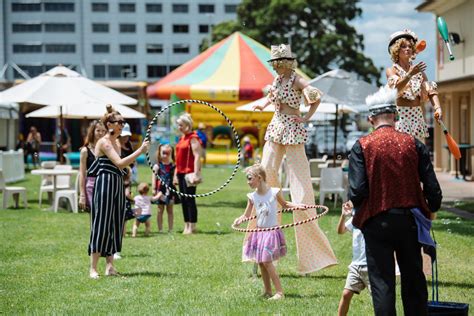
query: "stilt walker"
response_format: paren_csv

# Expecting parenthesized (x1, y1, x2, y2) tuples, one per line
(244, 44, 337, 273)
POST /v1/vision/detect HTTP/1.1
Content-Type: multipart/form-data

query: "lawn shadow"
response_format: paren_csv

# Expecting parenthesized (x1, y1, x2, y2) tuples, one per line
(198, 201, 248, 209)
(428, 280, 474, 290)
(285, 292, 324, 299)
(280, 273, 346, 280)
(196, 230, 230, 235)
(121, 271, 177, 278)
(122, 253, 152, 258)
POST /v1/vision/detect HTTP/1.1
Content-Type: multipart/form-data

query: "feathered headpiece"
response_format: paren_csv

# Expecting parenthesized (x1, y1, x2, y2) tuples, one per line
(366, 86, 397, 117)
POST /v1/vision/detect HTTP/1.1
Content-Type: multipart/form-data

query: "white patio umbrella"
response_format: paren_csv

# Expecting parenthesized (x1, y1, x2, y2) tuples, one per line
(0, 65, 137, 106)
(26, 102, 145, 119)
(0, 65, 138, 161)
(310, 69, 378, 162)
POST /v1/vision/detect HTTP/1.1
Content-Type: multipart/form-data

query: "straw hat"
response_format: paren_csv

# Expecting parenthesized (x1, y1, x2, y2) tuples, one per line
(388, 29, 418, 53)
(268, 44, 296, 61)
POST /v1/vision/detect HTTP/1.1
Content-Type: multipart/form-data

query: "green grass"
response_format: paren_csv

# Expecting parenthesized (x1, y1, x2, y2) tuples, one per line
(1, 166, 473, 314)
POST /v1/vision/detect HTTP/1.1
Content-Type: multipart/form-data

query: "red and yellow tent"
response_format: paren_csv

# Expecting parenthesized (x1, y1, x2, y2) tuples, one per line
(147, 32, 307, 102)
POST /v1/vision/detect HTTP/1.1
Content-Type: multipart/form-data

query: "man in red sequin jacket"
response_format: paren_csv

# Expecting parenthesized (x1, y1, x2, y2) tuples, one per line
(347, 86, 442, 316)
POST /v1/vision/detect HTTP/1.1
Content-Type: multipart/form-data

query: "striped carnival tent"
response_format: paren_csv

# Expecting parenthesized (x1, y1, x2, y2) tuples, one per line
(147, 32, 308, 102)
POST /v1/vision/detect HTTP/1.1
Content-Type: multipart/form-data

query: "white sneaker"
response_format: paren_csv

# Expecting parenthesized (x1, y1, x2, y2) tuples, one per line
(113, 253, 122, 260)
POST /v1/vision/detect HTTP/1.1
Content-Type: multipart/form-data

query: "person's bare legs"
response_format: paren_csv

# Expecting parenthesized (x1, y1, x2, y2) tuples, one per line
(263, 261, 284, 299)
(90, 252, 100, 278)
(132, 220, 140, 237)
(191, 222, 197, 234)
(145, 220, 151, 236)
(157, 205, 164, 232)
(105, 255, 118, 276)
(259, 263, 272, 297)
(166, 204, 174, 232)
(183, 222, 191, 234)
(338, 289, 355, 316)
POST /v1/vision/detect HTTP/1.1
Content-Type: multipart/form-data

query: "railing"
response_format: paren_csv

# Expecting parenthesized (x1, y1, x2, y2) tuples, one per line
(0, 149, 25, 183)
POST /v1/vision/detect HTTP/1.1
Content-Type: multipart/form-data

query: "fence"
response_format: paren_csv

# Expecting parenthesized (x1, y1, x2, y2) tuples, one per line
(0, 149, 25, 183)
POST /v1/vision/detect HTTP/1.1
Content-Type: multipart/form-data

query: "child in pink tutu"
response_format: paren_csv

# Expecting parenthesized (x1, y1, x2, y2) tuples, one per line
(234, 164, 298, 300)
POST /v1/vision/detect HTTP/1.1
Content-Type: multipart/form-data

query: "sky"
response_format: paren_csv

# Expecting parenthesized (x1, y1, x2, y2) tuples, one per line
(351, 0, 437, 82)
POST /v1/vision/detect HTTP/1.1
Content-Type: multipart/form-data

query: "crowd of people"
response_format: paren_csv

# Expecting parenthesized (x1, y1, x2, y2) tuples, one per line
(17, 28, 445, 315)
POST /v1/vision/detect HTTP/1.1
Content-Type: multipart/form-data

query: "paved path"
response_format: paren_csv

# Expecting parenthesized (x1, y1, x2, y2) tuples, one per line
(436, 171, 474, 220)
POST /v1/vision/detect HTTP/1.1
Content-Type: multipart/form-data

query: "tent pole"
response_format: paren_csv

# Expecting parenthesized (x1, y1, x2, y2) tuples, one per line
(333, 104, 338, 166)
(59, 105, 64, 164)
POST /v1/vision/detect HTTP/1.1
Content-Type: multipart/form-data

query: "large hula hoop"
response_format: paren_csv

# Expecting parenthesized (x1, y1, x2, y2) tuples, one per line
(145, 99, 241, 198)
(231, 204, 329, 232)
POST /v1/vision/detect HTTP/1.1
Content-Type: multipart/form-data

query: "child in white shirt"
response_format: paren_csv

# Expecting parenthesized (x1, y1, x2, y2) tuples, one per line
(132, 182, 159, 237)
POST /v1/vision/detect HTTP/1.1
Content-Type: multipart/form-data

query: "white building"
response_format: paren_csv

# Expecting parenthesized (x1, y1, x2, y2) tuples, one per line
(0, 0, 240, 81)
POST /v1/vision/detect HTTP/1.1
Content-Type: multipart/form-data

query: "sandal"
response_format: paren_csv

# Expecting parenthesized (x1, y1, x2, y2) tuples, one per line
(89, 270, 100, 279)
(268, 293, 285, 300)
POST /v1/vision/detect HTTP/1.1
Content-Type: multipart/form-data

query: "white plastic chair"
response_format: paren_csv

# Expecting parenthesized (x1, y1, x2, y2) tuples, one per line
(53, 174, 79, 213)
(319, 167, 346, 208)
(0, 170, 28, 209)
(39, 165, 72, 208)
(309, 160, 329, 186)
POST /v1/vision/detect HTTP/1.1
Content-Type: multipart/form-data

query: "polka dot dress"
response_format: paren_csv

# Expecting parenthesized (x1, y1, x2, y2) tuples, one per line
(396, 106, 429, 140)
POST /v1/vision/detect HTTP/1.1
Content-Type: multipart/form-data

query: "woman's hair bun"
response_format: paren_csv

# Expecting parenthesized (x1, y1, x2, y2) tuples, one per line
(106, 104, 114, 113)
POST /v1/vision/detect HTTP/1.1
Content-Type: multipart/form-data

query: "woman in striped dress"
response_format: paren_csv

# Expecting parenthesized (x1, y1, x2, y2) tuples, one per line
(88, 105, 149, 279)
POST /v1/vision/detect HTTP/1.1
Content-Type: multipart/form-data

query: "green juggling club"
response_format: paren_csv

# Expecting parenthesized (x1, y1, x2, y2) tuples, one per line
(437, 16, 455, 60)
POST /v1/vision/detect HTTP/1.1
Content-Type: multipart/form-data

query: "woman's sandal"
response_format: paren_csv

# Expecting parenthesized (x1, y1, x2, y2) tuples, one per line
(105, 268, 120, 276)
(268, 293, 285, 300)
(89, 270, 100, 279)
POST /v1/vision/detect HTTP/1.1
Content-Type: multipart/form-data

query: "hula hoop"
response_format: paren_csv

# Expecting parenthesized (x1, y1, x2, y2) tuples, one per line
(231, 204, 329, 232)
(145, 99, 241, 198)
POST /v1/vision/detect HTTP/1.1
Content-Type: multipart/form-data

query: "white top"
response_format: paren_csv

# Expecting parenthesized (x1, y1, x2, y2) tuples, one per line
(247, 187, 280, 228)
(134, 195, 152, 216)
(345, 217, 367, 266)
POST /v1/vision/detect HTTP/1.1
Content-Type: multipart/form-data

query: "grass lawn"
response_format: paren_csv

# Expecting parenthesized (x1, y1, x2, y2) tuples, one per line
(1, 166, 473, 314)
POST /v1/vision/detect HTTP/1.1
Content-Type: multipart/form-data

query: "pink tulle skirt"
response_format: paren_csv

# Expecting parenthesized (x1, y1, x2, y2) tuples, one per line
(244, 229, 287, 263)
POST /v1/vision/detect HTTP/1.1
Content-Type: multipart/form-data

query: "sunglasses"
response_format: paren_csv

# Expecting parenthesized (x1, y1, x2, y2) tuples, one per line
(111, 120, 126, 126)
(161, 151, 171, 155)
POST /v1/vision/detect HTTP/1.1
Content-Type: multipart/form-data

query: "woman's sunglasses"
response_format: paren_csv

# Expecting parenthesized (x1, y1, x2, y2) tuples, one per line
(111, 120, 126, 126)
(161, 151, 171, 155)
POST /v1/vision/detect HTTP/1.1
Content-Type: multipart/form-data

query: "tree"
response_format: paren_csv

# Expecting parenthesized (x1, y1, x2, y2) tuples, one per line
(204, 0, 382, 85)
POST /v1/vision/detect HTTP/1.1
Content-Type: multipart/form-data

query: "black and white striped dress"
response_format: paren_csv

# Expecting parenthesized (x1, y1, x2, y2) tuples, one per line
(88, 156, 126, 257)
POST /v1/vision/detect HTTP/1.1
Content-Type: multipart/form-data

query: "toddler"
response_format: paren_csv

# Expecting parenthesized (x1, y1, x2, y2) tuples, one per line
(132, 183, 158, 237)
(234, 164, 297, 300)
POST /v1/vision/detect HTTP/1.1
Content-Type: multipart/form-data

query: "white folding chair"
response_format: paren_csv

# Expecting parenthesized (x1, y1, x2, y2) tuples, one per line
(309, 160, 328, 186)
(0, 170, 28, 209)
(39, 165, 72, 208)
(319, 167, 346, 208)
(53, 174, 79, 213)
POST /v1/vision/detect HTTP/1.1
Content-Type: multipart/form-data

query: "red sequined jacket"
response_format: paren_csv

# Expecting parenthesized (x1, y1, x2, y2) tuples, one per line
(348, 126, 442, 229)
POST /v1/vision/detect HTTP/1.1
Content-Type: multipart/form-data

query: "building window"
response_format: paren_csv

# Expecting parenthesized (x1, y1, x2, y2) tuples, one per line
(146, 24, 162, 33)
(173, 24, 189, 33)
(224, 4, 237, 13)
(109, 65, 137, 78)
(146, 3, 162, 12)
(44, 23, 75, 33)
(93, 44, 110, 53)
(93, 65, 106, 78)
(199, 4, 214, 13)
(120, 24, 136, 33)
(14, 65, 44, 79)
(119, 3, 135, 12)
(92, 3, 108, 12)
(120, 44, 136, 53)
(12, 23, 42, 33)
(199, 24, 209, 33)
(146, 44, 163, 54)
(11, 3, 41, 11)
(13, 44, 42, 53)
(92, 23, 109, 33)
(45, 44, 76, 53)
(44, 2, 75, 12)
(173, 44, 189, 54)
(172, 4, 188, 13)
(147, 65, 168, 77)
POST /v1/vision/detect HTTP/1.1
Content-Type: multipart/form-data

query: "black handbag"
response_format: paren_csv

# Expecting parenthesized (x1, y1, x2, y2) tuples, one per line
(427, 230, 469, 315)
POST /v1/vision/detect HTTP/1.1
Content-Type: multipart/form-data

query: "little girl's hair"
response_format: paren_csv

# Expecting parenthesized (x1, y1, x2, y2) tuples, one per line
(244, 163, 266, 181)
(138, 182, 150, 194)
(156, 144, 175, 163)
